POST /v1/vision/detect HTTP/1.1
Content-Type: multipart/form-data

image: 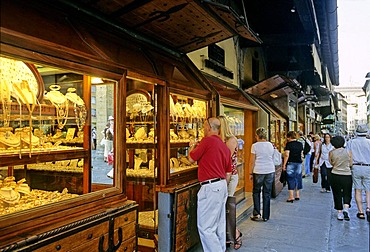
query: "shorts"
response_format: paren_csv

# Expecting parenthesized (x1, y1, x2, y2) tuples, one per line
(352, 165, 370, 191)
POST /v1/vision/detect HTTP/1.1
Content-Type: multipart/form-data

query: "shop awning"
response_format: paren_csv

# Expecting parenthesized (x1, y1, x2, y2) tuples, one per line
(205, 74, 258, 111)
(249, 96, 286, 122)
(57, 0, 260, 53)
(202, 0, 261, 43)
(1, 0, 215, 98)
(244, 75, 297, 101)
(315, 96, 335, 118)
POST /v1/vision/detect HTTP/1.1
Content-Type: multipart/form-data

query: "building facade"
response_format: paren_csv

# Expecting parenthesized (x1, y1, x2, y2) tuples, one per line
(335, 86, 367, 134)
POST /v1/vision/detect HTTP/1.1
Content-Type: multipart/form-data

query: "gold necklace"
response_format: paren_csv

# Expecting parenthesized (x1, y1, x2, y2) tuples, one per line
(65, 88, 86, 131)
(45, 85, 69, 129)
(0, 79, 11, 127)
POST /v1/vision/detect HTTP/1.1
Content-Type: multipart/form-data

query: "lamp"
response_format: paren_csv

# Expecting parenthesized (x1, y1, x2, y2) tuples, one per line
(91, 77, 104, 84)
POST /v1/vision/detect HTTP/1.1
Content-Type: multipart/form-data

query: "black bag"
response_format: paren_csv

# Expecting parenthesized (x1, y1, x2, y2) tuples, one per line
(226, 196, 236, 243)
(279, 170, 287, 184)
(302, 137, 311, 155)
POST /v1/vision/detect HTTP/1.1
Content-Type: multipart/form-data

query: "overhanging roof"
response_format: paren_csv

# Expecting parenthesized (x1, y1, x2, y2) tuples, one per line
(0, 0, 215, 98)
(244, 75, 299, 101)
(57, 0, 260, 53)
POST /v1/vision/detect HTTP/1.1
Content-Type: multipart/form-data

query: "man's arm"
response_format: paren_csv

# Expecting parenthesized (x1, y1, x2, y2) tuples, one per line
(188, 139, 199, 163)
(226, 172, 232, 184)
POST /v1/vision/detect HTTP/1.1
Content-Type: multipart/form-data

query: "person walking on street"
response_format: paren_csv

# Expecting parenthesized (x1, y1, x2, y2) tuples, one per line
(188, 117, 232, 252)
(101, 123, 110, 162)
(346, 124, 370, 221)
(91, 127, 97, 150)
(304, 135, 313, 176)
(282, 131, 303, 202)
(249, 127, 275, 221)
(218, 115, 242, 249)
(297, 131, 309, 177)
(318, 133, 334, 193)
(329, 136, 353, 221)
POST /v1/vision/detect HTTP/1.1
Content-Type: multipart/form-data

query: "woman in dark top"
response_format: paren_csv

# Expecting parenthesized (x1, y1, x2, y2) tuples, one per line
(282, 131, 304, 202)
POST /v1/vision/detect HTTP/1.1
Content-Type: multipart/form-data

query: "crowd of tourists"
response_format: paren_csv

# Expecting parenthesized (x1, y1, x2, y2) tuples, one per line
(188, 117, 370, 252)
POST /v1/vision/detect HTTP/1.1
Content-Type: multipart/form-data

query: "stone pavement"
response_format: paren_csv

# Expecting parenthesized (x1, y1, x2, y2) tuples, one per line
(233, 177, 370, 252)
(91, 149, 113, 185)
(91, 150, 369, 251)
(192, 176, 369, 252)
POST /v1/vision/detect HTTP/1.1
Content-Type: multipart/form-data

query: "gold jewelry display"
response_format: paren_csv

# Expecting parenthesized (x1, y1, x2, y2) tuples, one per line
(45, 85, 69, 129)
(0, 79, 11, 127)
(65, 88, 87, 131)
(0, 187, 20, 205)
(15, 127, 40, 148)
(134, 127, 147, 140)
(0, 127, 20, 149)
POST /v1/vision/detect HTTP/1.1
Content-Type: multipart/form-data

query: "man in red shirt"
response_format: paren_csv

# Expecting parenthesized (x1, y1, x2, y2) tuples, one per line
(189, 117, 232, 252)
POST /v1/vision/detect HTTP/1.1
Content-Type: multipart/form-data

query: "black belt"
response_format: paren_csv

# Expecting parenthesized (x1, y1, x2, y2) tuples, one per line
(200, 178, 223, 185)
(353, 163, 370, 166)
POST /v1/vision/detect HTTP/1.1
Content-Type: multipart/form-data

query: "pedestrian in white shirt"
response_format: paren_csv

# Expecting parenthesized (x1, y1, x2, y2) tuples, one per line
(346, 124, 370, 221)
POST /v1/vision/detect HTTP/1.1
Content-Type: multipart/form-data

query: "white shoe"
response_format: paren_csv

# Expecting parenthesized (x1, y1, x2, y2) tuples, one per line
(337, 212, 344, 221)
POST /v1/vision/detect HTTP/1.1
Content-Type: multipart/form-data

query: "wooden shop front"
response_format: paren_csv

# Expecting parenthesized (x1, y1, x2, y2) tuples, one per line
(207, 78, 259, 200)
(0, 1, 224, 251)
(245, 76, 294, 198)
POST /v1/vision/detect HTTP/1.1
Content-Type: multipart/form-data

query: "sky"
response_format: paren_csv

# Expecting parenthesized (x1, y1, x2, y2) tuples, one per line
(338, 0, 370, 87)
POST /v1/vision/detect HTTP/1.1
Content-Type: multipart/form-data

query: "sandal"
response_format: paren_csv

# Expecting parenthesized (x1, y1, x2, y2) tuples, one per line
(234, 232, 243, 250)
(366, 208, 370, 222)
(357, 212, 365, 219)
(250, 214, 262, 221)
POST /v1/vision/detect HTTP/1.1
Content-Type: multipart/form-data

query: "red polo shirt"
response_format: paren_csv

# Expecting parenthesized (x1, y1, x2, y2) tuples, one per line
(190, 135, 232, 182)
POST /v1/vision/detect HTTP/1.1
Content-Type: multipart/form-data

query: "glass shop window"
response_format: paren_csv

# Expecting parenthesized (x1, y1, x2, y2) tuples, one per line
(0, 56, 116, 216)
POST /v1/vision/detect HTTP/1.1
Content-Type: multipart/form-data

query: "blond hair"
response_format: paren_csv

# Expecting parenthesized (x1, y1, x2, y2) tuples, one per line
(217, 115, 234, 141)
(313, 134, 321, 141)
(256, 127, 268, 139)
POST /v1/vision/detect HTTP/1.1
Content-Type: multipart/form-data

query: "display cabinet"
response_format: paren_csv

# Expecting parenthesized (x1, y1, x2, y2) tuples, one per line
(0, 57, 91, 214)
(122, 75, 211, 250)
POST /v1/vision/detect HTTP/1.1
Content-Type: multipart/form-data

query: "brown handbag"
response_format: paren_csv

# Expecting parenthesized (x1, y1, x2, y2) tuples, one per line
(226, 196, 236, 243)
(313, 167, 319, 183)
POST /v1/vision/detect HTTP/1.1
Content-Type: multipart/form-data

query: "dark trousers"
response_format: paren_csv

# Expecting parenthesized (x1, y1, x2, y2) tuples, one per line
(320, 163, 332, 190)
(330, 174, 352, 210)
(252, 172, 274, 220)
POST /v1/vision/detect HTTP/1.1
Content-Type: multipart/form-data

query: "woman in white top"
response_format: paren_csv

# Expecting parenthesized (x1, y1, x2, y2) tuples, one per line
(317, 133, 334, 192)
(249, 127, 275, 222)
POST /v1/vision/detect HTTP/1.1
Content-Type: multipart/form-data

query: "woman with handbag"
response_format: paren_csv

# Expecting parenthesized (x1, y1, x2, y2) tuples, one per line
(249, 127, 275, 222)
(312, 134, 322, 183)
(218, 116, 242, 250)
(329, 136, 353, 221)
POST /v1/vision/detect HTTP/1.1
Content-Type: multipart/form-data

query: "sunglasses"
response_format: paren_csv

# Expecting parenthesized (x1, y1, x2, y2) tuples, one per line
(207, 117, 211, 126)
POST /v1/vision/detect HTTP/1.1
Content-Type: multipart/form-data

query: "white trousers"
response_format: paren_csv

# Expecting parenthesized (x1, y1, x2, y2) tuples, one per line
(197, 179, 228, 252)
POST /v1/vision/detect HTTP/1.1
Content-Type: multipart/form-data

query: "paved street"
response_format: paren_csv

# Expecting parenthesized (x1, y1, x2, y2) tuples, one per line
(191, 176, 369, 252)
(232, 177, 369, 252)
(91, 149, 113, 185)
(91, 150, 369, 251)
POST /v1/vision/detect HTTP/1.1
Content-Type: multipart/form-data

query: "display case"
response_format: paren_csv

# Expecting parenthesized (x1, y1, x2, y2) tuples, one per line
(121, 76, 210, 249)
(0, 57, 91, 214)
(207, 78, 258, 203)
(221, 105, 246, 201)
(0, 55, 138, 251)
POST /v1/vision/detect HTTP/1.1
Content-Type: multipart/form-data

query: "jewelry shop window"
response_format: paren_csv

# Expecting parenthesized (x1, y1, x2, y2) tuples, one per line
(0, 56, 116, 216)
